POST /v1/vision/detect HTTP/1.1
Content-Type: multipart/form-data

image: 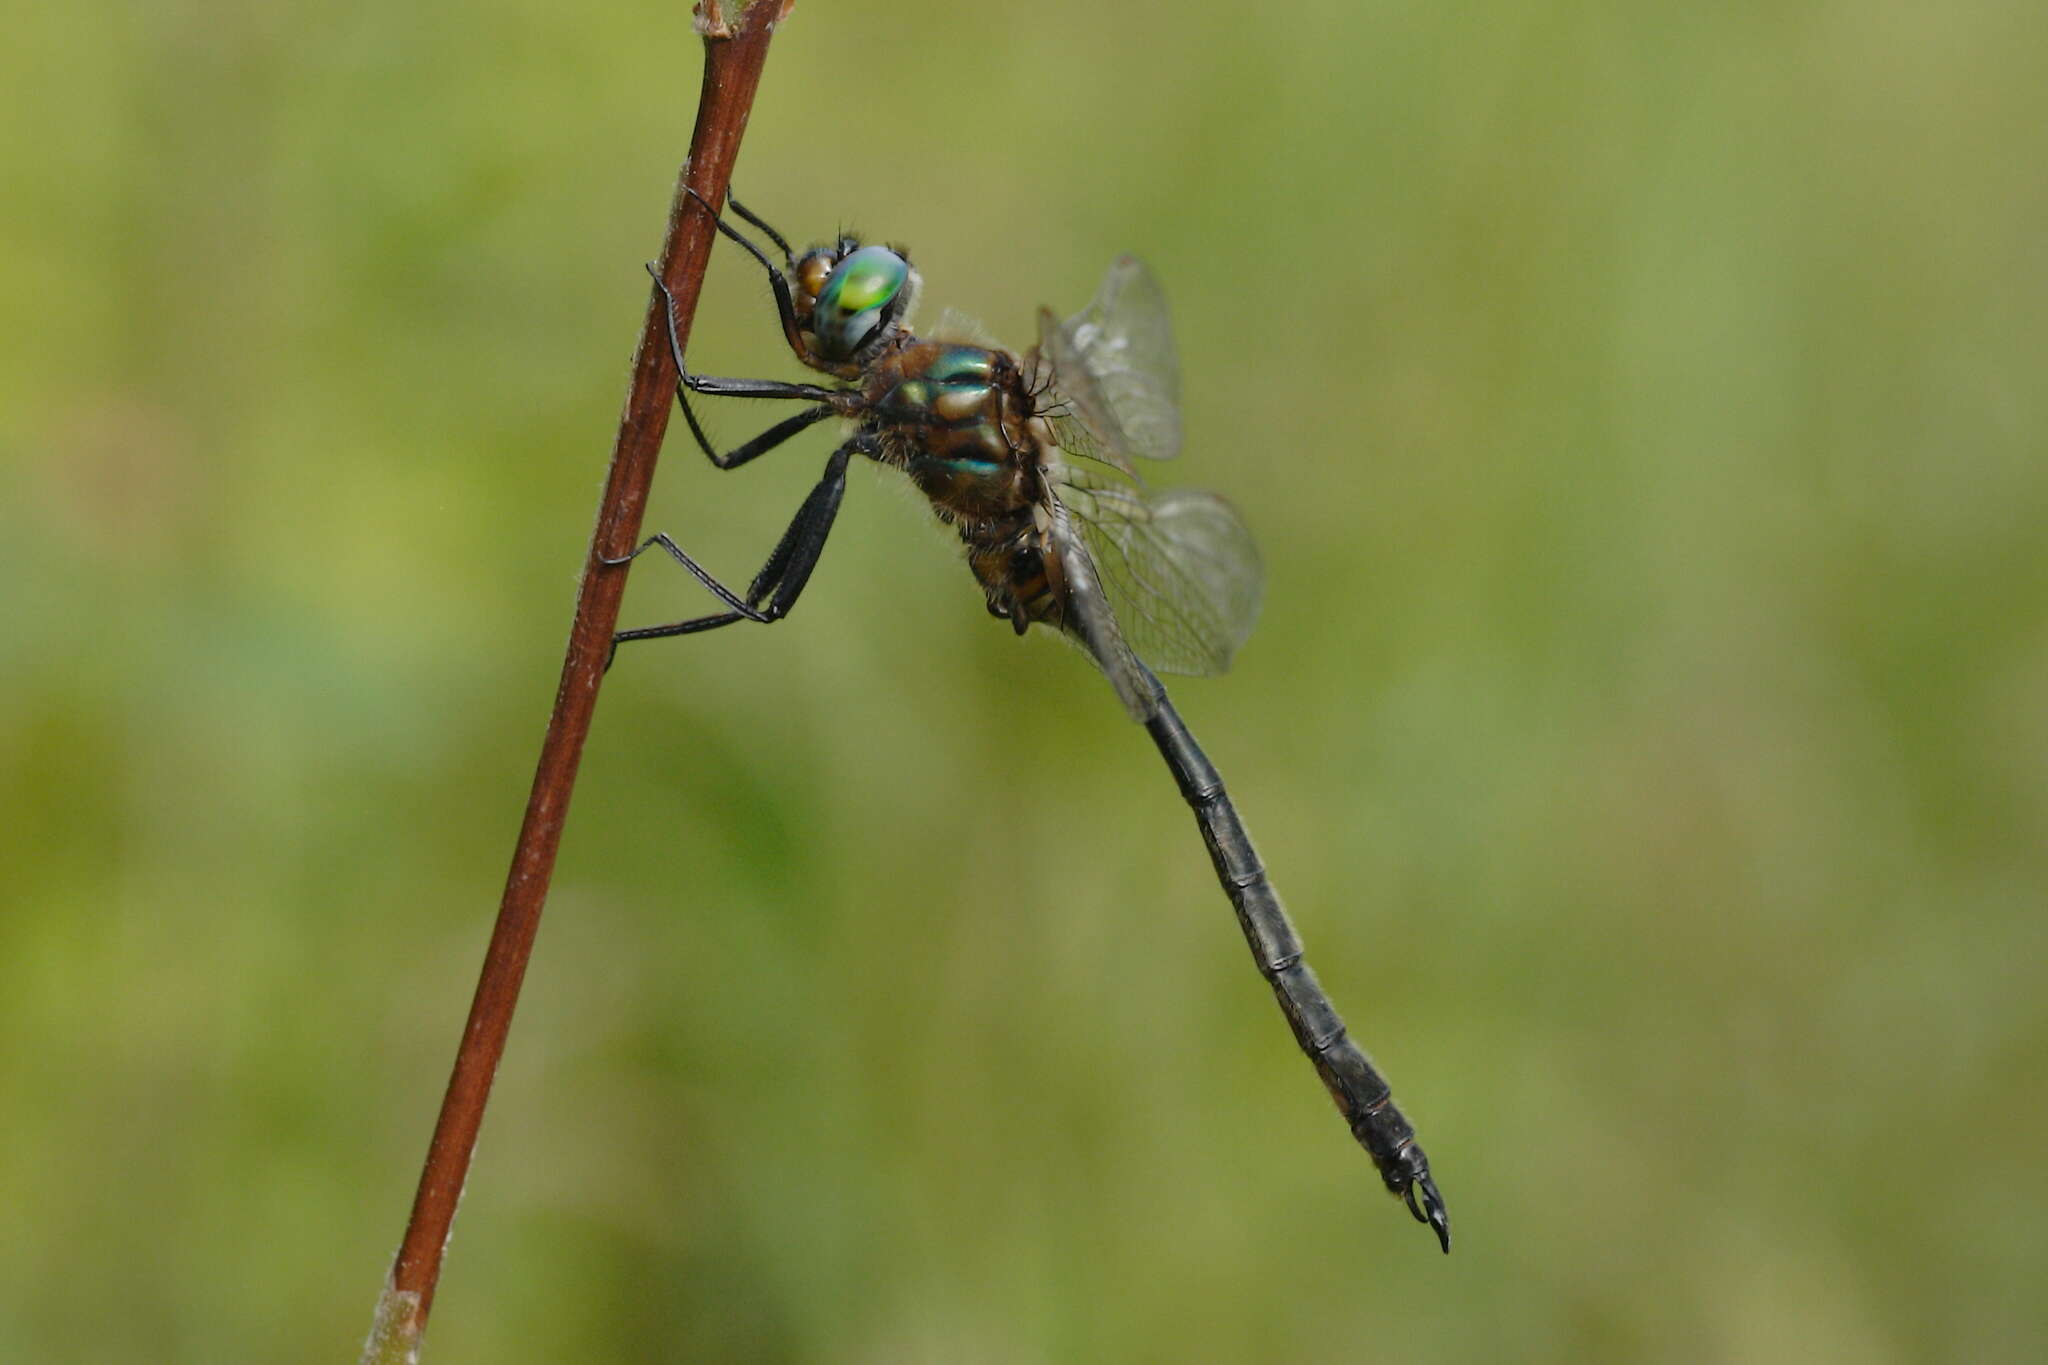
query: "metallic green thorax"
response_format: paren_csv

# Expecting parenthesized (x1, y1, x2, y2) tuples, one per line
(866, 340, 1028, 523)
(811, 246, 909, 360)
(879, 346, 1003, 468)
(923, 346, 995, 387)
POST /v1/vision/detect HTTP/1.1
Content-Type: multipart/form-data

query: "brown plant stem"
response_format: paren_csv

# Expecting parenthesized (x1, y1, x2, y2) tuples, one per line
(366, 3, 792, 1355)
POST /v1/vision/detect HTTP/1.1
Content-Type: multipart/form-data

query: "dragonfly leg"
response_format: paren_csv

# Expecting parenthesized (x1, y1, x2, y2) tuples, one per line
(645, 264, 829, 399)
(681, 186, 811, 362)
(686, 402, 838, 472)
(724, 191, 795, 266)
(643, 264, 840, 470)
(607, 436, 868, 664)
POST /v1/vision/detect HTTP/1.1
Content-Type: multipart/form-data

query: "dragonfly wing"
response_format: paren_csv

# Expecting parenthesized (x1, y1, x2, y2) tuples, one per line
(1037, 255, 1183, 475)
(1046, 497, 1159, 722)
(928, 306, 1000, 348)
(1055, 464, 1264, 680)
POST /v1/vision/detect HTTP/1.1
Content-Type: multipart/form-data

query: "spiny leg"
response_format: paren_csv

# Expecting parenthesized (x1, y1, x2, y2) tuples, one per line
(724, 192, 794, 265)
(684, 185, 784, 272)
(682, 186, 809, 360)
(606, 436, 868, 663)
(644, 263, 829, 401)
(643, 263, 840, 469)
(678, 399, 837, 473)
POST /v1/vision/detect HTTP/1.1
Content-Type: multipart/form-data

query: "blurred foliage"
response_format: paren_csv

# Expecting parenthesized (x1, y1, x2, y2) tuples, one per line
(4, 0, 2047, 1360)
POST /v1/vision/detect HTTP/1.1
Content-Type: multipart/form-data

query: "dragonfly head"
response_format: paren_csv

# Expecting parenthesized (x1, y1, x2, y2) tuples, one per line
(790, 238, 918, 368)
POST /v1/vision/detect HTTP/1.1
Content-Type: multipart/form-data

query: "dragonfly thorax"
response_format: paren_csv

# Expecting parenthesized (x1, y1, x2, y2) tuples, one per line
(698, 213, 1257, 716)
(860, 339, 1042, 527)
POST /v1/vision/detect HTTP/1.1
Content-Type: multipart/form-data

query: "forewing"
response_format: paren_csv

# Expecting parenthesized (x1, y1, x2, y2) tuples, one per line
(1054, 465, 1263, 679)
(1037, 256, 1182, 474)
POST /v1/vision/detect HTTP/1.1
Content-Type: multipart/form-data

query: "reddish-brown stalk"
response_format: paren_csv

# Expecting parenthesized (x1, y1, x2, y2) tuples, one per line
(364, 4, 794, 1358)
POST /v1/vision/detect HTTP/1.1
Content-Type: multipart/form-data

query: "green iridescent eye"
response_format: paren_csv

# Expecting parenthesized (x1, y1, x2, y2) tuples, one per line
(812, 245, 909, 359)
(823, 246, 906, 313)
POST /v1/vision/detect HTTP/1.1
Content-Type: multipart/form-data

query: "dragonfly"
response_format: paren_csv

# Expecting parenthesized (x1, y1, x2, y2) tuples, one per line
(610, 192, 1449, 1252)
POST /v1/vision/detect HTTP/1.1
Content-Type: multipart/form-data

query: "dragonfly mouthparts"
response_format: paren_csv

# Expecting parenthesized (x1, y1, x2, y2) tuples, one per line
(1405, 1174, 1452, 1254)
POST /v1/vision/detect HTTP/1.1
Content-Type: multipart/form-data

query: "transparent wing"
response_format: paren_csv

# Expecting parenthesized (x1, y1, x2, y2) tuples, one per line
(1052, 463, 1263, 684)
(927, 306, 1000, 348)
(1035, 256, 1182, 476)
(1045, 499, 1157, 721)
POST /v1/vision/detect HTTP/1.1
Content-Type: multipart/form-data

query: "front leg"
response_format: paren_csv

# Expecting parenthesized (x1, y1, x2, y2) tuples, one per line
(682, 186, 811, 363)
(645, 263, 840, 470)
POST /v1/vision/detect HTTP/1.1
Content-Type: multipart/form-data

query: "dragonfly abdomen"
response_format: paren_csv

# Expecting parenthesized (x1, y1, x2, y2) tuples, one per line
(1141, 671, 1449, 1250)
(962, 514, 1067, 636)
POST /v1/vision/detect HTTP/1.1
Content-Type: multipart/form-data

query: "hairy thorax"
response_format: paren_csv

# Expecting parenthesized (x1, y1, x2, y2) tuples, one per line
(849, 338, 1067, 633)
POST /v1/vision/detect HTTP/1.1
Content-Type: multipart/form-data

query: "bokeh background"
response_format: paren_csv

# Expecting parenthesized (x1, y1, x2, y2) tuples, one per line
(5, 1, 2046, 1360)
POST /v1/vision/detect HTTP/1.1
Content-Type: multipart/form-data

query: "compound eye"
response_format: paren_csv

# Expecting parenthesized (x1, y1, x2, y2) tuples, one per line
(811, 245, 908, 359)
(793, 251, 834, 308)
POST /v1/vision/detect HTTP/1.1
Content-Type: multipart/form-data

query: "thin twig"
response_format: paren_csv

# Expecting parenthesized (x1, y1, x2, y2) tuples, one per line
(362, 4, 792, 1359)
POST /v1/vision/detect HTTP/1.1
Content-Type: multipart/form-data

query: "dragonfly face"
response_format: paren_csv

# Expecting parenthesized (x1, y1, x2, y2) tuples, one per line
(804, 244, 914, 364)
(780, 237, 919, 375)
(615, 196, 1449, 1251)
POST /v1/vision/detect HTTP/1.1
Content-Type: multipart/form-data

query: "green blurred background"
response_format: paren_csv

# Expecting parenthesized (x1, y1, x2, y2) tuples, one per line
(5, 0, 2046, 1360)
